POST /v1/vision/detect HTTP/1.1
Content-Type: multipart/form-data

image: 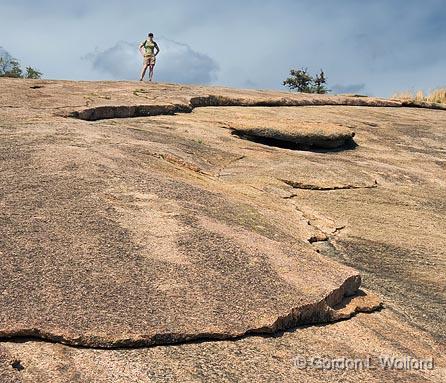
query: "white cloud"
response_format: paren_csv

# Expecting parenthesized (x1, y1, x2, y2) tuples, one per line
(84, 38, 219, 84)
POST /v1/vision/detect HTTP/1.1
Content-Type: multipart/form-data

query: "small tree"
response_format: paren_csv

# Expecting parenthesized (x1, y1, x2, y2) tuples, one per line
(283, 68, 329, 94)
(6, 58, 23, 78)
(283, 68, 313, 93)
(313, 70, 328, 94)
(0, 56, 42, 79)
(25, 66, 43, 79)
(0, 57, 8, 74)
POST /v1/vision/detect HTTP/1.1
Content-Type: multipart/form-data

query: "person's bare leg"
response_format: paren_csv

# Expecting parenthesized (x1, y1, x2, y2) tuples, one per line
(149, 65, 155, 81)
(140, 64, 149, 81)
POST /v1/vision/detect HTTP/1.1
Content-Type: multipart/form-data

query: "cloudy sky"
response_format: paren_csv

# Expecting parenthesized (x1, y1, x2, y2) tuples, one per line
(0, 0, 445, 96)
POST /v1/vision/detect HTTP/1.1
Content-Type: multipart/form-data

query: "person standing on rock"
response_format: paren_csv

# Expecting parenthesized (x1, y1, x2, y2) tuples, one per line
(139, 33, 160, 82)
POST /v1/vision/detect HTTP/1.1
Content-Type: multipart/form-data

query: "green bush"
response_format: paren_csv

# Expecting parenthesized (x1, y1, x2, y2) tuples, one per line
(0, 56, 42, 79)
(283, 68, 328, 94)
(25, 66, 43, 79)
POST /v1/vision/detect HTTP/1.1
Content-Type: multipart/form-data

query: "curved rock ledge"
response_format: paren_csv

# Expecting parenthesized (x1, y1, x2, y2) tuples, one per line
(69, 103, 193, 121)
(65, 95, 446, 123)
(67, 95, 403, 121)
(0, 276, 381, 349)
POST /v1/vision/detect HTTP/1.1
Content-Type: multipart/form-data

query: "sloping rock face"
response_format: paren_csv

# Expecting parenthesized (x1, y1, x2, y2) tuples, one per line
(0, 78, 445, 382)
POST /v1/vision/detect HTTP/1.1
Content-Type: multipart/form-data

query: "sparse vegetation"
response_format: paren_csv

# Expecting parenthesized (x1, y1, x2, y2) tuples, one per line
(84, 93, 111, 100)
(392, 88, 446, 104)
(283, 68, 329, 94)
(0, 56, 42, 79)
(133, 88, 151, 98)
(24, 66, 43, 79)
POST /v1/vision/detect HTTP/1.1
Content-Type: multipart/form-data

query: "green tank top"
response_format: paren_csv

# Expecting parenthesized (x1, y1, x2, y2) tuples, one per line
(144, 40, 156, 56)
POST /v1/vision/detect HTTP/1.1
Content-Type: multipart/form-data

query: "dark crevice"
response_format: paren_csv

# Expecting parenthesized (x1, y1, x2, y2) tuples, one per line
(231, 131, 357, 152)
(11, 360, 24, 371)
(282, 179, 378, 190)
(308, 235, 329, 244)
